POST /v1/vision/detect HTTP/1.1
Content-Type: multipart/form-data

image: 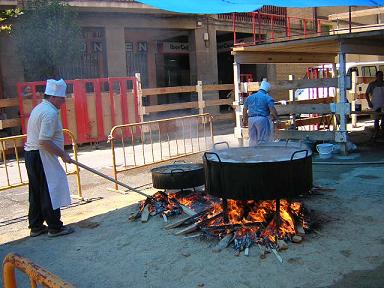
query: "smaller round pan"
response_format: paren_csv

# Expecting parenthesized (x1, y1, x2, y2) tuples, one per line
(151, 163, 205, 189)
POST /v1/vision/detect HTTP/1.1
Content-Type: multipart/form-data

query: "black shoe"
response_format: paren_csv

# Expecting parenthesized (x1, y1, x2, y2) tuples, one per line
(48, 226, 74, 238)
(30, 225, 48, 237)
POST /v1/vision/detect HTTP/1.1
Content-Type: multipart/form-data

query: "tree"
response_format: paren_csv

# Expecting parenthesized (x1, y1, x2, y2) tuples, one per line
(0, 8, 23, 33)
(13, 0, 83, 81)
(0, 8, 22, 33)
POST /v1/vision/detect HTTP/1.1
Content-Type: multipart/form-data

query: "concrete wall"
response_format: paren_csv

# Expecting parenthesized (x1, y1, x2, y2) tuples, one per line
(0, 34, 24, 99)
(105, 25, 126, 77)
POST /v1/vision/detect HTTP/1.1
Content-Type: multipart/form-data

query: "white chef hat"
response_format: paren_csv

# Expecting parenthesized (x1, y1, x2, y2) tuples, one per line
(44, 79, 67, 97)
(260, 80, 271, 92)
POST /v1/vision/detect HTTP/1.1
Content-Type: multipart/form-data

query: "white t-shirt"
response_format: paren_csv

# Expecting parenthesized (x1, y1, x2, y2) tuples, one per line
(24, 100, 64, 151)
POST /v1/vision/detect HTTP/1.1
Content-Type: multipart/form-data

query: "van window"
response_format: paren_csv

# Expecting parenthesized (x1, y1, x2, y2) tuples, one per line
(347, 67, 359, 76)
(362, 66, 377, 76)
(379, 65, 384, 73)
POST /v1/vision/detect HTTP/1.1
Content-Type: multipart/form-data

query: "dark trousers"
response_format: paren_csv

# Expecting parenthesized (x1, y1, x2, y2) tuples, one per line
(25, 150, 62, 231)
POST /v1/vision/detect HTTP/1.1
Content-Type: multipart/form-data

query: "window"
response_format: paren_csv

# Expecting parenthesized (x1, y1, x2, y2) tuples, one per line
(361, 66, 377, 76)
(347, 67, 359, 76)
(379, 65, 384, 73)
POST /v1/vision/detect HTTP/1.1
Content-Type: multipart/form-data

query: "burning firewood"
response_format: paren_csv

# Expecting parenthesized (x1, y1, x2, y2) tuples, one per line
(295, 224, 305, 236)
(141, 205, 150, 223)
(174, 223, 199, 235)
(180, 205, 197, 216)
(212, 233, 234, 253)
(134, 189, 313, 255)
(292, 235, 303, 243)
(257, 243, 267, 259)
(164, 215, 192, 229)
(271, 246, 283, 263)
(277, 239, 288, 251)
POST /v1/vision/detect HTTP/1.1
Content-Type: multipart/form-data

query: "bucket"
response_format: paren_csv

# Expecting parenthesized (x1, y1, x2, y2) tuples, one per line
(316, 143, 334, 159)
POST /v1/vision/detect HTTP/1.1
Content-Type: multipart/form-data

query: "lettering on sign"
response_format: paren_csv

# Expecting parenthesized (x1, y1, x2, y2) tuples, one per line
(125, 42, 133, 52)
(93, 42, 103, 52)
(161, 42, 189, 54)
(137, 42, 147, 52)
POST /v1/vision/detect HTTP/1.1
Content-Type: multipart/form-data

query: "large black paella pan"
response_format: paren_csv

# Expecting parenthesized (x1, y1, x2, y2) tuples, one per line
(203, 143, 312, 200)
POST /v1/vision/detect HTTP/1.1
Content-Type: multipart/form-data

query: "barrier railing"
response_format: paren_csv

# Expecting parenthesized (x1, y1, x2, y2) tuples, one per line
(0, 129, 82, 199)
(227, 12, 328, 46)
(3, 253, 74, 288)
(108, 114, 214, 191)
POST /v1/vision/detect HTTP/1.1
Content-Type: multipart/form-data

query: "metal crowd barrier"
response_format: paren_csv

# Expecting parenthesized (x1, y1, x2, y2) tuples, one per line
(108, 114, 214, 191)
(0, 129, 82, 199)
(3, 253, 74, 288)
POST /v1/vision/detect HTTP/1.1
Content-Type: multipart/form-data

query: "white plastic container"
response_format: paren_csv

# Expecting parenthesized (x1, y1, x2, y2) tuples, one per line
(316, 143, 334, 159)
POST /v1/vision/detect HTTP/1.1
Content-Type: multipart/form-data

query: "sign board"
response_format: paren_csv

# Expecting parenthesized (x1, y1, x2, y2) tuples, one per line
(160, 42, 189, 54)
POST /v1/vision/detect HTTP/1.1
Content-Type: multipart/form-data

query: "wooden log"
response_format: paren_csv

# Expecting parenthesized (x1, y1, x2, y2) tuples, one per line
(295, 225, 306, 236)
(212, 233, 234, 253)
(257, 244, 267, 259)
(174, 223, 199, 235)
(180, 204, 197, 216)
(141, 205, 150, 223)
(183, 233, 202, 239)
(292, 235, 303, 243)
(271, 248, 283, 263)
(277, 239, 288, 251)
(128, 210, 141, 221)
(164, 215, 193, 229)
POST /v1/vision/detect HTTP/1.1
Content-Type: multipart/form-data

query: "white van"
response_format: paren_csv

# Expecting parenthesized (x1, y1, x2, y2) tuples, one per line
(294, 62, 384, 109)
(347, 61, 384, 111)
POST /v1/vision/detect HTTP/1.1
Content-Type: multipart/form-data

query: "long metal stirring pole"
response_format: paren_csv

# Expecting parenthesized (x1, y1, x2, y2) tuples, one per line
(71, 160, 151, 198)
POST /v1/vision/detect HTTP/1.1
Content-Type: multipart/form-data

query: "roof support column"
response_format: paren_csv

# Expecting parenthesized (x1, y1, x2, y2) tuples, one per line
(337, 52, 348, 154)
(233, 60, 243, 146)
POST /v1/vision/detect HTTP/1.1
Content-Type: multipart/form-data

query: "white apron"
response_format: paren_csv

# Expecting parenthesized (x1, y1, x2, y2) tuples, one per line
(39, 120, 71, 210)
(371, 86, 384, 110)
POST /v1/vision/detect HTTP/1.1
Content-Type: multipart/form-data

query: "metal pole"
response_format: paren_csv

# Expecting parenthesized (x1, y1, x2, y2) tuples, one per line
(72, 159, 151, 198)
(338, 52, 348, 154)
(233, 61, 243, 146)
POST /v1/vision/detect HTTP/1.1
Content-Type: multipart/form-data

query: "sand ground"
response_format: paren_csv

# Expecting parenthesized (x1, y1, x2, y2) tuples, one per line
(1, 121, 384, 288)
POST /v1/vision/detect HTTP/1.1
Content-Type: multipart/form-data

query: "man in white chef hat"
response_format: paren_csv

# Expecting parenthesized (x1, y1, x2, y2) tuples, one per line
(24, 79, 74, 237)
(242, 80, 279, 146)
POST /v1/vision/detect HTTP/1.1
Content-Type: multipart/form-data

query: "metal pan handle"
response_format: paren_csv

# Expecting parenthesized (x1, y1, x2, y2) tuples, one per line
(203, 152, 222, 163)
(170, 168, 185, 176)
(213, 141, 229, 150)
(290, 149, 309, 161)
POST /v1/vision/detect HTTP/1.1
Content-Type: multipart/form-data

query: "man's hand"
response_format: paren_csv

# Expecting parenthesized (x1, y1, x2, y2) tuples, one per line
(60, 151, 73, 164)
(368, 100, 373, 109)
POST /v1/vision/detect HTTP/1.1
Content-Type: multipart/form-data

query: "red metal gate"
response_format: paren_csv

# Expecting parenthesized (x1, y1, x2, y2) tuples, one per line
(17, 77, 140, 144)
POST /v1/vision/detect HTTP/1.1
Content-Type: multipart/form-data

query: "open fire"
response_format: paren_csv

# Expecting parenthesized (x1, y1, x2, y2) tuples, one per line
(131, 190, 311, 260)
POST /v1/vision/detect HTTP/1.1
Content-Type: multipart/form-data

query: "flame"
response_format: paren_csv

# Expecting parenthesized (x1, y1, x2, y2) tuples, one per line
(145, 191, 308, 243)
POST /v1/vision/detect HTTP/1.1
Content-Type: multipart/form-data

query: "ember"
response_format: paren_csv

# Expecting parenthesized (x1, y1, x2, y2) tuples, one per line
(131, 190, 311, 261)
